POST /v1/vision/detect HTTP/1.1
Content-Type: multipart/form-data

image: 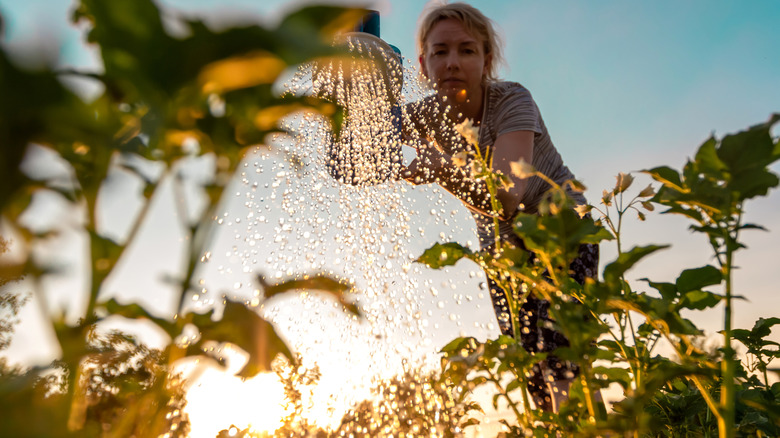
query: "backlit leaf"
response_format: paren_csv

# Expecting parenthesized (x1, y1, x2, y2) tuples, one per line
(198, 51, 286, 94)
(643, 166, 686, 193)
(679, 290, 723, 311)
(603, 245, 668, 286)
(693, 136, 726, 179)
(675, 265, 722, 293)
(258, 274, 359, 316)
(101, 299, 177, 337)
(641, 279, 678, 301)
(416, 242, 473, 269)
(194, 299, 293, 377)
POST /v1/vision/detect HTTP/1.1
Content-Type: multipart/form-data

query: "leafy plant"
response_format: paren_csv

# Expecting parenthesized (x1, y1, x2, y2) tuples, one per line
(0, 0, 364, 436)
(2, 0, 778, 436)
(418, 114, 780, 436)
(271, 361, 477, 438)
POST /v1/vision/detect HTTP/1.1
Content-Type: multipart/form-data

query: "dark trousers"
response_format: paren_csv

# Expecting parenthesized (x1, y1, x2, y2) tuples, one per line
(486, 242, 599, 411)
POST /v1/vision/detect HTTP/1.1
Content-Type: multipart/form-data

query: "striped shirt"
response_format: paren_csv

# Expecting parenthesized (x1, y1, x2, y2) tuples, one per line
(473, 81, 586, 249)
(404, 81, 586, 249)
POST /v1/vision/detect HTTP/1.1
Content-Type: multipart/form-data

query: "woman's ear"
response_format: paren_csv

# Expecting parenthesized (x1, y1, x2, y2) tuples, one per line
(484, 53, 493, 78)
(419, 55, 428, 77)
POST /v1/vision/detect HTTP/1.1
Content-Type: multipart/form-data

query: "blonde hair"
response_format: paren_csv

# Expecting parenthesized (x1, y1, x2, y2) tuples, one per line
(417, 2, 505, 82)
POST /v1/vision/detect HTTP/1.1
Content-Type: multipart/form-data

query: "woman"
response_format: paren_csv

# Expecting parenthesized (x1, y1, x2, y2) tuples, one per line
(403, 2, 599, 413)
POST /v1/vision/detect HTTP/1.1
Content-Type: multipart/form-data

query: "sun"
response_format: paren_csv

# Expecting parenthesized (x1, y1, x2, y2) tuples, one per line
(183, 364, 287, 438)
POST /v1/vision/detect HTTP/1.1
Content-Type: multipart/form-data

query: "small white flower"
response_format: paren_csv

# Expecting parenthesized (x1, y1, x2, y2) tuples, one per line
(601, 189, 613, 207)
(574, 204, 593, 218)
(452, 151, 468, 167)
(638, 184, 655, 198)
(510, 158, 536, 179)
(614, 172, 634, 194)
(454, 118, 480, 147)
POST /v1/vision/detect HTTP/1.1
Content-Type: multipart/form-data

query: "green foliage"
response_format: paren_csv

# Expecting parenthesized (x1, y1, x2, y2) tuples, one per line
(331, 369, 478, 437)
(440, 335, 545, 427)
(1, 0, 778, 435)
(0, 1, 364, 436)
(426, 115, 780, 437)
(732, 318, 780, 389)
(0, 332, 190, 438)
(643, 114, 780, 437)
(646, 377, 780, 437)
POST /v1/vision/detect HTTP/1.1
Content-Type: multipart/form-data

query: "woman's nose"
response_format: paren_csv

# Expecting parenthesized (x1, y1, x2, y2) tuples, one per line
(445, 53, 460, 70)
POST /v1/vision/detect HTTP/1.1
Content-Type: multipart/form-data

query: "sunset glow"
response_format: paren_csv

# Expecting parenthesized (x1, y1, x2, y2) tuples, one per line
(184, 367, 287, 437)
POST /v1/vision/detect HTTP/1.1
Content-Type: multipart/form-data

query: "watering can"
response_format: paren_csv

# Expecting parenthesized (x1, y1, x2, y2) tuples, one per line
(316, 10, 404, 186)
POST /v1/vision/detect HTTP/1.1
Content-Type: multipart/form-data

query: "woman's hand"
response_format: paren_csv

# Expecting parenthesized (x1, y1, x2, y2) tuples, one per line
(400, 130, 535, 221)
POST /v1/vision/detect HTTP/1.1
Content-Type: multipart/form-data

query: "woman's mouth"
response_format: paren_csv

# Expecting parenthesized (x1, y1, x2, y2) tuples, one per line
(441, 78, 465, 87)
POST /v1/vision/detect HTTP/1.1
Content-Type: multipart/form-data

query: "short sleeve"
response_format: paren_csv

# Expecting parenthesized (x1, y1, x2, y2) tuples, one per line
(492, 84, 542, 137)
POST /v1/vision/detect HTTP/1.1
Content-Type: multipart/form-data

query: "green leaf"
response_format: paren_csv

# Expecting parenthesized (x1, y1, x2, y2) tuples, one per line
(603, 245, 668, 286)
(655, 200, 706, 223)
(729, 169, 779, 201)
(597, 339, 623, 353)
(278, 6, 364, 42)
(675, 265, 722, 293)
(641, 279, 678, 301)
(100, 299, 177, 337)
(643, 166, 686, 193)
(0, 52, 121, 212)
(192, 299, 293, 377)
(592, 366, 632, 389)
(415, 242, 473, 269)
(718, 120, 776, 174)
(468, 376, 488, 388)
(259, 274, 350, 297)
(513, 208, 612, 266)
(505, 379, 522, 394)
(739, 223, 768, 232)
(694, 136, 727, 179)
(679, 290, 723, 311)
(731, 328, 753, 344)
(258, 273, 359, 316)
(441, 337, 477, 355)
(750, 317, 780, 340)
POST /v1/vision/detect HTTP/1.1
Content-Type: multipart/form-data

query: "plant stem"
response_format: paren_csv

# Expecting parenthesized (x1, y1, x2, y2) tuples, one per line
(486, 368, 526, 425)
(84, 163, 170, 320)
(718, 219, 737, 438)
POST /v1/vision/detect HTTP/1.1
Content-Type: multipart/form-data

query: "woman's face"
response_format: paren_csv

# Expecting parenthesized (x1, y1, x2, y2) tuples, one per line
(421, 18, 490, 105)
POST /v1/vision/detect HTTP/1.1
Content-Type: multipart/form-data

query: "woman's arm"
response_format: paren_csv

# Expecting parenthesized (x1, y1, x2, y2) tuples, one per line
(491, 130, 534, 216)
(403, 130, 535, 221)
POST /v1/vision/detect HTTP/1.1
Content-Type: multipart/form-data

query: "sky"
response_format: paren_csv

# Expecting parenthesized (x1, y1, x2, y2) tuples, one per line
(1, 0, 780, 434)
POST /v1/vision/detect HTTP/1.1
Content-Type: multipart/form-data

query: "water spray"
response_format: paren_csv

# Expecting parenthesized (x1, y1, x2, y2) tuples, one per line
(313, 10, 404, 186)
